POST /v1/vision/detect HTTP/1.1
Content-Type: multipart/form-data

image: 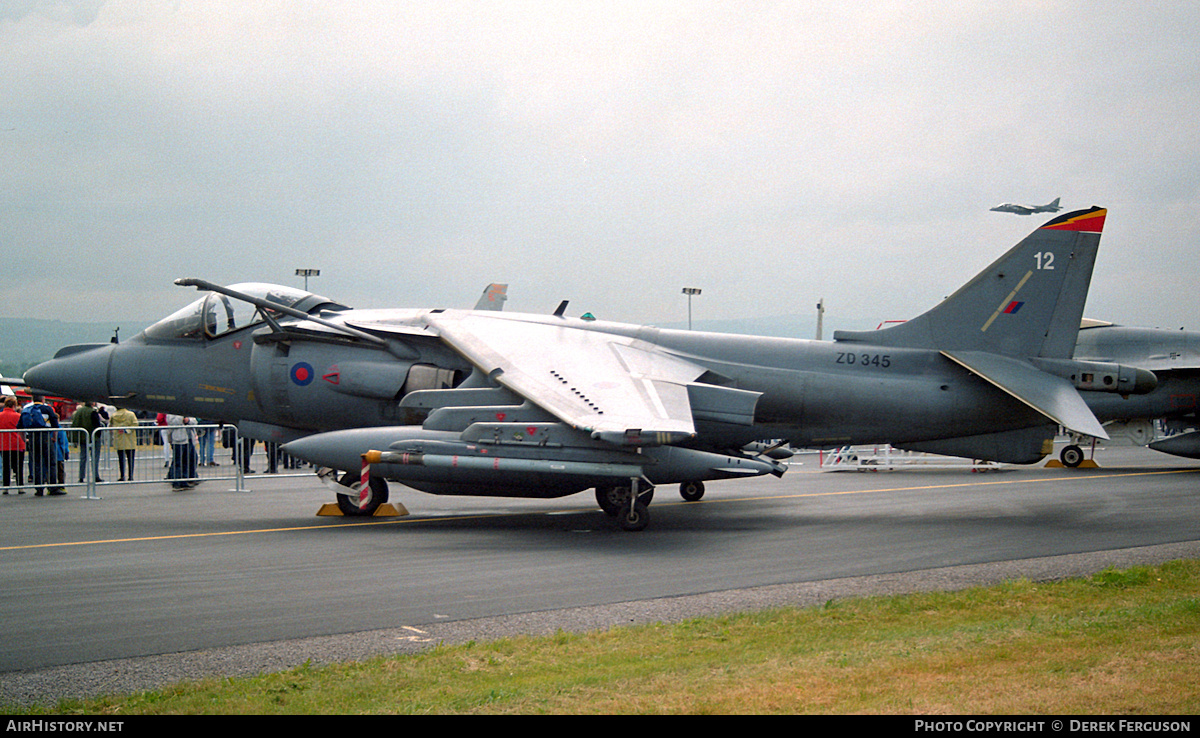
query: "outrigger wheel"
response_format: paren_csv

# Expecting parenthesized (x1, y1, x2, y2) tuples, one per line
(336, 471, 390, 516)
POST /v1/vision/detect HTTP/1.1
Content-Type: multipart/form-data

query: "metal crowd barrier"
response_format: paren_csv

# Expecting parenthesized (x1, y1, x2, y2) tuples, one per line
(1, 424, 312, 500)
(0, 427, 88, 497)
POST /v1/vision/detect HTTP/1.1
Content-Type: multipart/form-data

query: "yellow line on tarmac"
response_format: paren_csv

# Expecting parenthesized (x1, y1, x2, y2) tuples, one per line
(720, 467, 1200, 503)
(2, 467, 1195, 552)
(0, 515, 464, 552)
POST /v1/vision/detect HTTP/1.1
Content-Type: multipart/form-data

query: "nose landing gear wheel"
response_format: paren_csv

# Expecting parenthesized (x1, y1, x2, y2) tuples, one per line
(596, 482, 654, 531)
(595, 484, 654, 516)
(620, 499, 649, 532)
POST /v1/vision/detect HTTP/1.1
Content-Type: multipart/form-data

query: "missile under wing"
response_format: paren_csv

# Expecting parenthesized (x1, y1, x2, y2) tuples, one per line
(26, 207, 1132, 530)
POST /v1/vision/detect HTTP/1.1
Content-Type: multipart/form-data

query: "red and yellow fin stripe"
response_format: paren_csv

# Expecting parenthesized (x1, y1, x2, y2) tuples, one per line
(1041, 207, 1106, 233)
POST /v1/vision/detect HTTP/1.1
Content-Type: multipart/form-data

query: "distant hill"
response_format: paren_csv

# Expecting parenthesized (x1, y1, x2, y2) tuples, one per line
(0, 318, 151, 377)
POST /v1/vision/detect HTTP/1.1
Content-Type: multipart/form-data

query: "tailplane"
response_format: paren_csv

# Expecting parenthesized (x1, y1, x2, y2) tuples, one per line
(834, 207, 1106, 359)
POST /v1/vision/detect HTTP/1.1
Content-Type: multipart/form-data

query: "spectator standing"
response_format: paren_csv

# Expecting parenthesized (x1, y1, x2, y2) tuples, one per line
(70, 401, 107, 483)
(0, 398, 26, 493)
(18, 394, 60, 496)
(165, 415, 198, 489)
(196, 419, 216, 466)
(109, 406, 138, 481)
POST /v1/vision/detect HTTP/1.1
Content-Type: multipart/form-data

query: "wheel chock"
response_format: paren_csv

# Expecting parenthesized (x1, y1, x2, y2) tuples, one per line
(316, 502, 409, 517)
(1045, 459, 1100, 469)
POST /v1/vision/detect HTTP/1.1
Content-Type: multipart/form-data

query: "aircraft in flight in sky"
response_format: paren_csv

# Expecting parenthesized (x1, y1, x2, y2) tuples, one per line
(991, 197, 1063, 215)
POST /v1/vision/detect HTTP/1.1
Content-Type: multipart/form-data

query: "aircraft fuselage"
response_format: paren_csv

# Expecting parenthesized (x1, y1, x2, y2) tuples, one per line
(30, 309, 1050, 453)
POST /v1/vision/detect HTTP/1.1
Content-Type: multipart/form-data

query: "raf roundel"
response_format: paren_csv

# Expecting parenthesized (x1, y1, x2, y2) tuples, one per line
(291, 362, 315, 386)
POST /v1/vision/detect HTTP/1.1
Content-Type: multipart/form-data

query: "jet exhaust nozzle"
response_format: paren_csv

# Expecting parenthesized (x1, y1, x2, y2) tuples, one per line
(1030, 358, 1158, 395)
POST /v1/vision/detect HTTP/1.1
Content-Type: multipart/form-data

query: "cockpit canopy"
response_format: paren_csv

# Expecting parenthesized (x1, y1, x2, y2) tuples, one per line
(143, 283, 347, 341)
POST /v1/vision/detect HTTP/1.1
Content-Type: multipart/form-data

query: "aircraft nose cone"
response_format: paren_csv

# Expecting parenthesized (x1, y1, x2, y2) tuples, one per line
(24, 343, 114, 401)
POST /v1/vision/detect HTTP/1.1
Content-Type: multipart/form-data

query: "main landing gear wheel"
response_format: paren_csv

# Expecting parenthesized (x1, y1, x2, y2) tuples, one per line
(595, 484, 654, 516)
(620, 499, 649, 532)
(1060, 444, 1085, 469)
(596, 483, 654, 530)
(336, 472, 389, 516)
(679, 480, 705, 502)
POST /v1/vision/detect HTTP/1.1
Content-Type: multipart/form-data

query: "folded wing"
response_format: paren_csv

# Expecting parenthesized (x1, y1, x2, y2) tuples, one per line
(424, 312, 707, 445)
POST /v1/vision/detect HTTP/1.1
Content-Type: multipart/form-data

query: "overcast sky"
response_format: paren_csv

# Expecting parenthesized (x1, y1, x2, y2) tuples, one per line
(2, 1, 1198, 335)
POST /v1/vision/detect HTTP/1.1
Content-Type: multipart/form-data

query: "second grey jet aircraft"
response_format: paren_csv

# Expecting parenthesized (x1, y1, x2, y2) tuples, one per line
(1064, 320, 1200, 464)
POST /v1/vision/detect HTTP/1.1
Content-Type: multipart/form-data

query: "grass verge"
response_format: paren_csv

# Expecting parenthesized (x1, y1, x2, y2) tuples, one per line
(16, 560, 1200, 714)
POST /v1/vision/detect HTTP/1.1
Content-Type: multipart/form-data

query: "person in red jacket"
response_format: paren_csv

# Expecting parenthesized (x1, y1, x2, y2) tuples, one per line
(0, 397, 27, 493)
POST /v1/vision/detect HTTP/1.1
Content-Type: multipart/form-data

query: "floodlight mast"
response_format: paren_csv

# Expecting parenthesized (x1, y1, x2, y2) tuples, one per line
(682, 287, 701, 330)
(295, 268, 320, 290)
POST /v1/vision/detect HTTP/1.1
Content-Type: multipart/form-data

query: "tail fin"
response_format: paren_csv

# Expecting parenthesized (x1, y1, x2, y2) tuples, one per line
(1046, 197, 1061, 210)
(474, 283, 508, 311)
(834, 207, 1107, 359)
